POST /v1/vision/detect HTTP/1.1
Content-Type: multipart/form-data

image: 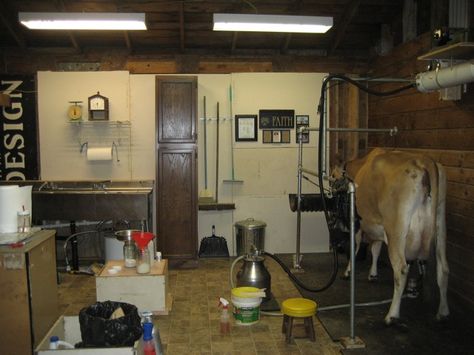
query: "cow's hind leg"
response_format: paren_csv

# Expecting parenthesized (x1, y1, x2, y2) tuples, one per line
(368, 240, 382, 281)
(385, 230, 410, 325)
(343, 230, 362, 279)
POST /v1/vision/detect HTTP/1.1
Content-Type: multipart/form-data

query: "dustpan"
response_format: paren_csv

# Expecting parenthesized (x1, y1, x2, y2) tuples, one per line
(198, 225, 229, 258)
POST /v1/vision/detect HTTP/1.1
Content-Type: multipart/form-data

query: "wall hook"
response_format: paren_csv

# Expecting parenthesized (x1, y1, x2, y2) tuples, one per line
(112, 141, 120, 162)
(80, 142, 88, 153)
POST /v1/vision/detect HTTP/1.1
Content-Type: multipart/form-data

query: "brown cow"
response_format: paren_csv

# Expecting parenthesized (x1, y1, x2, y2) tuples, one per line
(333, 148, 449, 325)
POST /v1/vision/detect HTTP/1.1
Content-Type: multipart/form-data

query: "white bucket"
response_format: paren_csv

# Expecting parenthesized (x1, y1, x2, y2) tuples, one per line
(231, 287, 263, 325)
(105, 236, 123, 261)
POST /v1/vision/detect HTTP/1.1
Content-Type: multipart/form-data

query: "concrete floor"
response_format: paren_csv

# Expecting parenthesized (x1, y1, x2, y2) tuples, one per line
(58, 257, 342, 354)
(278, 251, 474, 355)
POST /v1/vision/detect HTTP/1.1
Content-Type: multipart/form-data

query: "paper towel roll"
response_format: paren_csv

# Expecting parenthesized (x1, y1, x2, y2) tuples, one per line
(87, 147, 113, 161)
(0, 185, 32, 233)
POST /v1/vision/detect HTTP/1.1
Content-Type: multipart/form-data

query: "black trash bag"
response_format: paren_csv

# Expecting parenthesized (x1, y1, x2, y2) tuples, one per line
(78, 301, 142, 347)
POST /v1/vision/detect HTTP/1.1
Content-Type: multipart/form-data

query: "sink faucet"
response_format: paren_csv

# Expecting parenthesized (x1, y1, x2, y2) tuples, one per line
(93, 180, 110, 190)
(38, 181, 58, 191)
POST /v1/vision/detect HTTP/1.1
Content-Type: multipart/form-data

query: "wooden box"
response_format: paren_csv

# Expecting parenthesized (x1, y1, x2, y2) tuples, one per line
(96, 260, 171, 314)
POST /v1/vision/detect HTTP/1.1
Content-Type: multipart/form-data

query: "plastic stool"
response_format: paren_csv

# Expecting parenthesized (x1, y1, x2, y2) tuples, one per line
(281, 298, 317, 343)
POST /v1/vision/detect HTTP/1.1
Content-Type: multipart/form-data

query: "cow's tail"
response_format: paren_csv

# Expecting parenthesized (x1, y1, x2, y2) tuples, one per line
(427, 159, 446, 248)
(427, 158, 450, 318)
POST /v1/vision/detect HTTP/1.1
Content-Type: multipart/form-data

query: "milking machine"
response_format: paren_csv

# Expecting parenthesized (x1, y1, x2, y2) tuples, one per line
(229, 74, 418, 347)
(228, 57, 474, 345)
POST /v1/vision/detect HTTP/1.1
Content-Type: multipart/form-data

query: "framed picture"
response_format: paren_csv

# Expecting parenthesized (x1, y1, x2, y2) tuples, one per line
(296, 115, 310, 144)
(262, 130, 290, 143)
(272, 130, 281, 143)
(296, 115, 309, 125)
(235, 114, 258, 142)
(281, 130, 290, 143)
(259, 109, 295, 129)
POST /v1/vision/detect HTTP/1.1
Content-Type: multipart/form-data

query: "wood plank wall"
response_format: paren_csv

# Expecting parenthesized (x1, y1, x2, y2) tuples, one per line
(367, 33, 474, 315)
(329, 80, 368, 163)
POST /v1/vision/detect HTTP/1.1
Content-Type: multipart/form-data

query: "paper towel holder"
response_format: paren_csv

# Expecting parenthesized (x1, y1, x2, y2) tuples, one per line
(80, 141, 120, 162)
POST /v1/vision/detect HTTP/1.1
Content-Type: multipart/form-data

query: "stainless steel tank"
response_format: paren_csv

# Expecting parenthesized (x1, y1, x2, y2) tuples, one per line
(236, 255, 272, 301)
(234, 218, 266, 256)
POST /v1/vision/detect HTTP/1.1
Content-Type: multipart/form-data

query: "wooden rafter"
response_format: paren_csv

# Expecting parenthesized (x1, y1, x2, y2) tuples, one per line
(329, 0, 361, 55)
(179, 1, 185, 52)
(282, 34, 292, 54)
(231, 32, 238, 53)
(0, 0, 26, 49)
(56, 0, 81, 53)
(124, 31, 132, 52)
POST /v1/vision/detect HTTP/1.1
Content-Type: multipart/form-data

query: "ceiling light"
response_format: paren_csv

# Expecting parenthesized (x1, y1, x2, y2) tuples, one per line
(213, 13, 332, 33)
(19, 12, 147, 30)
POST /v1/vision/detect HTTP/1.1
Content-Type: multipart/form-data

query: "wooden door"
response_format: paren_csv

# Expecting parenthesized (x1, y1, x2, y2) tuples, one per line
(156, 76, 198, 262)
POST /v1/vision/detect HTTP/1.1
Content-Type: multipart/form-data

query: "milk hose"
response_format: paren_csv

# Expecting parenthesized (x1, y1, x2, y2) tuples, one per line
(63, 230, 100, 274)
(264, 251, 339, 293)
(230, 250, 338, 296)
(63, 219, 113, 274)
(229, 252, 337, 315)
(229, 255, 399, 316)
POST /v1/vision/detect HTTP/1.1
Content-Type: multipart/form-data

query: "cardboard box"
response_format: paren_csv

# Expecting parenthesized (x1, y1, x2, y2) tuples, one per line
(96, 260, 171, 315)
(35, 315, 139, 354)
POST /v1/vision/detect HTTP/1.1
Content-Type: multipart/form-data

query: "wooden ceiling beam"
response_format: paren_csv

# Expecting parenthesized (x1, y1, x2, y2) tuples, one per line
(56, 0, 81, 53)
(124, 31, 132, 53)
(0, 0, 27, 49)
(329, 0, 361, 55)
(67, 31, 81, 53)
(231, 32, 238, 53)
(179, 1, 185, 52)
(282, 34, 292, 54)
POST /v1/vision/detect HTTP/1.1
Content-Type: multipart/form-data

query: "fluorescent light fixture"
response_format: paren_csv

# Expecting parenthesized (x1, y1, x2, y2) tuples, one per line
(213, 13, 332, 33)
(19, 12, 147, 30)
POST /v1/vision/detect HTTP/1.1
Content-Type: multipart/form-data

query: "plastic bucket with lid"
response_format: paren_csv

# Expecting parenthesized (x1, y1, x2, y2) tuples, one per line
(231, 287, 263, 325)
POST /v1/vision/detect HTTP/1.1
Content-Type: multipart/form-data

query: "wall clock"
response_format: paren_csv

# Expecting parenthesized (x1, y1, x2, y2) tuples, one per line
(67, 101, 83, 121)
(88, 91, 109, 121)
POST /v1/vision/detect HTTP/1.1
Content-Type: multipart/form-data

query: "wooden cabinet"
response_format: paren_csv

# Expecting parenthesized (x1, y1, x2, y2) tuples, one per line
(156, 76, 198, 263)
(0, 230, 58, 355)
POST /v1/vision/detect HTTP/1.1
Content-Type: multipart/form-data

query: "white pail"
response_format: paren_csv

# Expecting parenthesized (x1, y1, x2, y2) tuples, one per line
(231, 287, 263, 325)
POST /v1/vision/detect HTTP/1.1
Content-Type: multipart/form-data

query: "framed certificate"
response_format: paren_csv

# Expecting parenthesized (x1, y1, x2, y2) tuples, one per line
(235, 114, 258, 142)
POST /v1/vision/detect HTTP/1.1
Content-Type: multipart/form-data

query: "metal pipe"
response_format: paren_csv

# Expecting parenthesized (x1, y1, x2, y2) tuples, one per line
(301, 126, 398, 135)
(321, 86, 328, 176)
(70, 221, 79, 271)
(295, 129, 304, 269)
(348, 182, 356, 340)
(301, 167, 319, 177)
(327, 127, 398, 136)
(330, 77, 413, 83)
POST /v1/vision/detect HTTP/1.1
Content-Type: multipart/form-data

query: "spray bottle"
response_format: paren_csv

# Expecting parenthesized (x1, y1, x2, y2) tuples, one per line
(142, 311, 163, 355)
(219, 297, 230, 335)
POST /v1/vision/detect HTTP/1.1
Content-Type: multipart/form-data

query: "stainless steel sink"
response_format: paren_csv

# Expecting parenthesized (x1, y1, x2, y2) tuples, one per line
(0, 179, 154, 223)
(34, 180, 153, 194)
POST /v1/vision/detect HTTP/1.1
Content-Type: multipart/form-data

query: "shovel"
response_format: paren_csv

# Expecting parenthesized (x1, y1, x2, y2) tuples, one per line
(198, 225, 229, 258)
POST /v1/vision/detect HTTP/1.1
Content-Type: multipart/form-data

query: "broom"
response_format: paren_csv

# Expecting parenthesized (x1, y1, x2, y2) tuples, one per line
(199, 96, 214, 203)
